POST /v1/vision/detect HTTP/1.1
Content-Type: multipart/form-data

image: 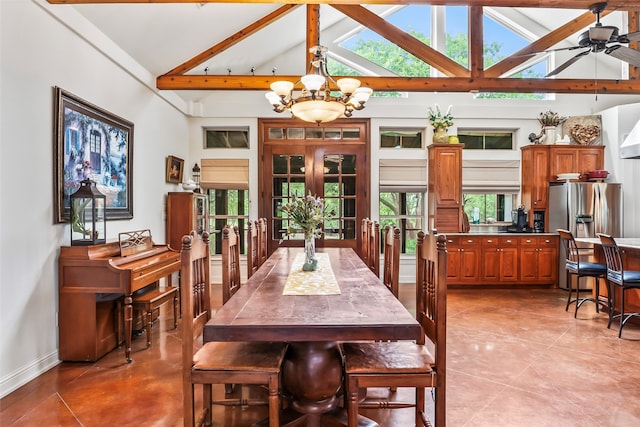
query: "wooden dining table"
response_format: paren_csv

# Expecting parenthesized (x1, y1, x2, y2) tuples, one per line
(204, 247, 421, 427)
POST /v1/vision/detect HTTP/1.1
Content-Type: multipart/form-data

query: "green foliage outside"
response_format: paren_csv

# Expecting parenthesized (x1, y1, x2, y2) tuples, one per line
(328, 30, 544, 99)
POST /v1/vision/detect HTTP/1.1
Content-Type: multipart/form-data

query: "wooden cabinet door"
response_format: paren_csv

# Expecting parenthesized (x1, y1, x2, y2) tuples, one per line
(458, 236, 480, 282)
(531, 149, 549, 209)
(481, 237, 500, 282)
(434, 148, 461, 206)
(519, 237, 539, 282)
(549, 147, 578, 179)
(577, 147, 604, 174)
(536, 237, 558, 283)
(500, 247, 519, 281)
(445, 237, 461, 281)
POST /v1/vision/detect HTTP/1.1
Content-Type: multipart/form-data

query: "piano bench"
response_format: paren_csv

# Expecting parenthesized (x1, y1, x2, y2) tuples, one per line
(132, 285, 179, 349)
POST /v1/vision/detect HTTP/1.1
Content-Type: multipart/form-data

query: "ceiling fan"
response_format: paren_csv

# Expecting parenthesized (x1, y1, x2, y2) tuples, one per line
(543, 2, 640, 77)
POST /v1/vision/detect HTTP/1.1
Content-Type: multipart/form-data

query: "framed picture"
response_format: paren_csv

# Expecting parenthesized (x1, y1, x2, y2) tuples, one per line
(166, 155, 184, 184)
(54, 87, 134, 223)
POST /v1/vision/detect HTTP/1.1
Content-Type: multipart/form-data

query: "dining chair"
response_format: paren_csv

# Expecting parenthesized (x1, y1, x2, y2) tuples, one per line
(361, 218, 371, 267)
(382, 225, 401, 298)
(341, 230, 447, 427)
(597, 233, 640, 338)
(367, 220, 380, 276)
(557, 229, 609, 317)
(247, 220, 260, 279)
(181, 230, 288, 427)
(257, 217, 268, 267)
(222, 225, 241, 305)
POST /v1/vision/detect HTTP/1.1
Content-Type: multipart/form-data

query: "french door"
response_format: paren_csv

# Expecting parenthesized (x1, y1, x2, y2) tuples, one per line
(259, 119, 370, 255)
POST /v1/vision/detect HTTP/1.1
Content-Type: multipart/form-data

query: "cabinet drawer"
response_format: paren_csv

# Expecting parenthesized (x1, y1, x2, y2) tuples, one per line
(498, 237, 519, 247)
(519, 236, 538, 246)
(481, 237, 499, 246)
(536, 236, 557, 247)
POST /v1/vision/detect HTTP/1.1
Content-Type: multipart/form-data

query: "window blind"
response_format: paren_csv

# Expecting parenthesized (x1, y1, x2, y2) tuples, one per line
(201, 159, 249, 190)
(462, 160, 520, 192)
(379, 159, 427, 192)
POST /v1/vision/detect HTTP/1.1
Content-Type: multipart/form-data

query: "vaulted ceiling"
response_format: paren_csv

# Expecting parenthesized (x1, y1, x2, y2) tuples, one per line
(47, 1, 640, 98)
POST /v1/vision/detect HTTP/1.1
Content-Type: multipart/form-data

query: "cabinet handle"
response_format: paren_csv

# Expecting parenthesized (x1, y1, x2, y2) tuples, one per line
(487, 240, 493, 243)
(526, 239, 532, 243)
(506, 240, 512, 243)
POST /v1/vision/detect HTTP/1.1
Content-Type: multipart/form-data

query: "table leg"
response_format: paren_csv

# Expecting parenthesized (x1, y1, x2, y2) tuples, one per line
(123, 295, 133, 363)
(276, 342, 378, 427)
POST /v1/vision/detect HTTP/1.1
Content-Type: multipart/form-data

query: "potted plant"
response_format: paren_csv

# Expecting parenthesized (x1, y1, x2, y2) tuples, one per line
(428, 104, 454, 144)
(537, 109, 566, 144)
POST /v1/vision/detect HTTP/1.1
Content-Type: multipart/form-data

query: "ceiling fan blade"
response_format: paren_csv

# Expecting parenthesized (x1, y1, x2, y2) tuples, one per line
(546, 50, 591, 77)
(605, 45, 640, 67)
(617, 31, 640, 43)
(513, 45, 584, 59)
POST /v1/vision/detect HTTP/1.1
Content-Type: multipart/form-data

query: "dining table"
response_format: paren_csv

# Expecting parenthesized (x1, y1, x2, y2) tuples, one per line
(204, 246, 421, 427)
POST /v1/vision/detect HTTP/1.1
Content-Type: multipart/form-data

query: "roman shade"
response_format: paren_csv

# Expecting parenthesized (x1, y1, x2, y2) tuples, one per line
(201, 159, 249, 190)
(379, 159, 427, 192)
(462, 160, 520, 192)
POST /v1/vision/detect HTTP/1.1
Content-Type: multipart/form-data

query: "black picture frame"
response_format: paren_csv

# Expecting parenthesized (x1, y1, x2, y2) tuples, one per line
(54, 87, 134, 223)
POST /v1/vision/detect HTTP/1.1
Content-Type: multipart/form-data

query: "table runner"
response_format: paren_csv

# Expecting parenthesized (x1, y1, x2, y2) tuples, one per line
(283, 253, 341, 295)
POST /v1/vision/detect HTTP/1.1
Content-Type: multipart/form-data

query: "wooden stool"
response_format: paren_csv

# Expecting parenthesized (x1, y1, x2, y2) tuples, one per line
(132, 284, 179, 348)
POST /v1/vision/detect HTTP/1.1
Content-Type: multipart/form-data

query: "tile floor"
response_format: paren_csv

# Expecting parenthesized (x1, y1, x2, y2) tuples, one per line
(1, 285, 639, 426)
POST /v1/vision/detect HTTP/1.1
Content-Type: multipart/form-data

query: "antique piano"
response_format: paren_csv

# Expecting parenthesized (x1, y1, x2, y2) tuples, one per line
(58, 230, 180, 362)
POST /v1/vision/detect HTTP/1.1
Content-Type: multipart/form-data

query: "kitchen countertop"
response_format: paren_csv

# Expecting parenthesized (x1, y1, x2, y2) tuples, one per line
(575, 237, 640, 250)
(446, 232, 557, 237)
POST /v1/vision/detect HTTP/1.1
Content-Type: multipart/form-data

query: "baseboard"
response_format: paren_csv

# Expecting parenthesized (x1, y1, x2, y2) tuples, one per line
(0, 351, 60, 398)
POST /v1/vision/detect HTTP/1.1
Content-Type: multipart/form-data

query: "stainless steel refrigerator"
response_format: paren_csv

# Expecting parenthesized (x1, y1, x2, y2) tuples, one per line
(548, 182, 623, 289)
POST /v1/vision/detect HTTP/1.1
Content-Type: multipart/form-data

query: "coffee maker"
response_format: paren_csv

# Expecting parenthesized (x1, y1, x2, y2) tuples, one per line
(532, 211, 545, 233)
(508, 206, 531, 232)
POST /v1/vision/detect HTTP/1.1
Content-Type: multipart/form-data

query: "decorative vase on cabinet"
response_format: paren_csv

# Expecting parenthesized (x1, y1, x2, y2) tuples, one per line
(433, 126, 449, 144)
(543, 126, 557, 144)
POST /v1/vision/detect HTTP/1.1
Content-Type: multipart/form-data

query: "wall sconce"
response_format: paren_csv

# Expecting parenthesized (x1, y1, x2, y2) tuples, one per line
(192, 163, 201, 193)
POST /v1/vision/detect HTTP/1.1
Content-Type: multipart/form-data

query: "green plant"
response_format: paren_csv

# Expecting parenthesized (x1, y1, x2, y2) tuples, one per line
(280, 192, 335, 239)
(427, 104, 454, 129)
(538, 110, 566, 127)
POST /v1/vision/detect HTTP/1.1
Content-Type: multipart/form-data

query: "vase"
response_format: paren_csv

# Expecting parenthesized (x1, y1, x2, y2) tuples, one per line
(433, 126, 448, 144)
(302, 234, 317, 271)
(543, 126, 557, 144)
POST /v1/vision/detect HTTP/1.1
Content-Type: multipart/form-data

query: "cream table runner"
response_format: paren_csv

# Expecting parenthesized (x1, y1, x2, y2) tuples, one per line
(282, 253, 341, 295)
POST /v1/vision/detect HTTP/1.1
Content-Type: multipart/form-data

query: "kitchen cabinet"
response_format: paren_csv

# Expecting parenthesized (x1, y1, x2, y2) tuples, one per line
(445, 236, 480, 283)
(519, 236, 558, 284)
(166, 192, 208, 251)
(428, 144, 463, 233)
(521, 145, 604, 231)
(446, 234, 557, 286)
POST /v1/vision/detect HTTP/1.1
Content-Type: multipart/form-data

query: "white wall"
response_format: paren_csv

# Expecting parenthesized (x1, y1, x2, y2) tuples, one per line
(0, 1, 188, 397)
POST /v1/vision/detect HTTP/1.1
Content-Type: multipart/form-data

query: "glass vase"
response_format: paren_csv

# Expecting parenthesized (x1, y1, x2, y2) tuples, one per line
(302, 234, 317, 271)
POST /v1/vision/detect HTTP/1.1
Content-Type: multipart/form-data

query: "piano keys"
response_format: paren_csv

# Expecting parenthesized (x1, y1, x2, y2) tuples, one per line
(58, 230, 180, 362)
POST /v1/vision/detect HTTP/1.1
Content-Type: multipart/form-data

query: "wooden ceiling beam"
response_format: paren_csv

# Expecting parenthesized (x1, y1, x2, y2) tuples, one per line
(332, 4, 470, 77)
(163, 4, 299, 76)
(468, 6, 483, 78)
(45, 1, 640, 12)
(156, 74, 640, 94)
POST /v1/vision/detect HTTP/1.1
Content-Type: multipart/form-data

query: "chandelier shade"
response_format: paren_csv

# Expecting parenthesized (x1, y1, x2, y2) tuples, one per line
(265, 45, 372, 125)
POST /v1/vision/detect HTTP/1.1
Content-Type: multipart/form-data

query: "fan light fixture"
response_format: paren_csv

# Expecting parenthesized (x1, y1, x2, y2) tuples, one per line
(265, 46, 372, 125)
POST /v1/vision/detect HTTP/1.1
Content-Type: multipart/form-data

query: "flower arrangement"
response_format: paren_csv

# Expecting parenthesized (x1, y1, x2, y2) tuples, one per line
(538, 110, 566, 127)
(280, 192, 335, 239)
(427, 104, 454, 129)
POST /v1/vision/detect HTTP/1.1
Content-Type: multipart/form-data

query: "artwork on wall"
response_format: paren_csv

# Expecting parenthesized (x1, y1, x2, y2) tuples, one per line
(166, 155, 184, 184)
(54, 87, 134, 223)
(561, 115, 602, 145)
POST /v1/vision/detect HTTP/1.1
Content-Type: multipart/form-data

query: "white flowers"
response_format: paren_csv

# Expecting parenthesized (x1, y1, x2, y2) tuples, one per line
(428, 104, 454, 129)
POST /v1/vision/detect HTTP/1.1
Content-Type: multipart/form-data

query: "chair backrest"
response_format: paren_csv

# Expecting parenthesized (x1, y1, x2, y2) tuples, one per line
(598, 233, 624, 281)
(367, 220, 380, 276)
(180, 231, 211, 427)
(382, 225, 401, 297)
(361, 218, 371, 266)
(416, 229, 447, 425)
(247, 220, 259, 278)
(557, 228, 581, 270)
(257, 217, 268, 267)
(222, 225, 241, 304)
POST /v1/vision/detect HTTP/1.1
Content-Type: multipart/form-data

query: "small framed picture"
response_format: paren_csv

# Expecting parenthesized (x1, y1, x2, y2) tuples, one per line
(166, 155, 184, 184)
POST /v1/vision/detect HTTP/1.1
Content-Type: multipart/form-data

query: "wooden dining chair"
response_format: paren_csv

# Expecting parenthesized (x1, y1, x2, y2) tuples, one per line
(361, 218, 371, 267)
(221, 225, 241, 305)
(382, 225, 401, 298)
(597, 233, 640, 338)
(247, 220, 260, 279)
(342, 230, 447, 427)
(181, 230, 288, 427)
(367, 220, 380, 276)
(257, 217, 268, 267)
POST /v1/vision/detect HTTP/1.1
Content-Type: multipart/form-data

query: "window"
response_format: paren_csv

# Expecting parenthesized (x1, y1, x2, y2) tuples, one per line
(380, 129, 423, 149)
(204, 128, 249, 148)
(458, 130, 514, 150)
(207, 189, 249, 255)
(89, 129, 101, 173)
(379, 192, 423, 254)
(463, 193, 518, 224)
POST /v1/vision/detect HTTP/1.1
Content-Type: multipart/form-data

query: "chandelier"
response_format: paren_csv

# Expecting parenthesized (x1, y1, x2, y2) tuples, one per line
(265, 45, 372, 125)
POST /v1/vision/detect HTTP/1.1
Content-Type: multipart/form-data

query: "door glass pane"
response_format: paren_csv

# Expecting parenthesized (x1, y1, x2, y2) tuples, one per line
(342, 155, 356, 174)
(291, 155, 305, 175)
(325, 128, 341, 139)
(269, 128, 286, 139)
(324, 178, 340, 197)
(343, 176, 357, 196)
(343, 198, 356, 218)
(273, 155, 288, 174)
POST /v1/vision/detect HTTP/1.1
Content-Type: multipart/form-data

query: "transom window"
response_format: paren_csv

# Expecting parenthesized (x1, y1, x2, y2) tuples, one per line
(458, 130, 514, 150)
(380, 128, 423, 149)
(204, 128, 249, 148)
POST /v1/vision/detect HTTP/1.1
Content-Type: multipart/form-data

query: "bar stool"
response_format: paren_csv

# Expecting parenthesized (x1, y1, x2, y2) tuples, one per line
(557, 229, 608, 317)
(597, 233, 640, 338)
